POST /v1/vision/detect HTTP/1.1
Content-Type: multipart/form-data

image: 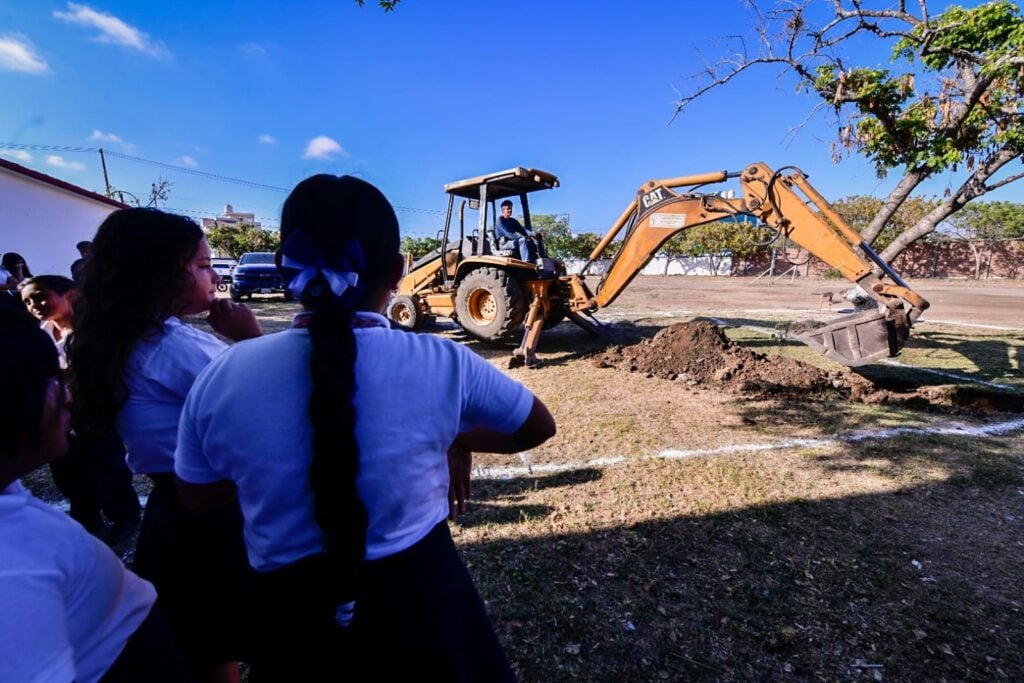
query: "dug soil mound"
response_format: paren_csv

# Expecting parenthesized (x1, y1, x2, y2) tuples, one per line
(594, 320, 835, 399)
(594, 320, 1023, 413)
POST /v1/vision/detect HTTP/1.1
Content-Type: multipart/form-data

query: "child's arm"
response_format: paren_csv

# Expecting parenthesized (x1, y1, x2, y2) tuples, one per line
(446, 397, 554, 519)
(455, 396, 555, 454)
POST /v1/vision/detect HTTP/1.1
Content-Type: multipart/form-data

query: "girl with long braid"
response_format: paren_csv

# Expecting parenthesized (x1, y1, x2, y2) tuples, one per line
(176, 174, 555, 679)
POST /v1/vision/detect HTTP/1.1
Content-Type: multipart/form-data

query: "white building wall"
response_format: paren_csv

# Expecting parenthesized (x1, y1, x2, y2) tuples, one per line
(0, 168, 119, 277)
(563, 255, 732, 276)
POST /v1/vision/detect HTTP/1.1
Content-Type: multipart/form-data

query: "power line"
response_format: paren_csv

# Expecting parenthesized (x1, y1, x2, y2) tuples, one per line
(105, 150, 291, 192)
(0, 141, 444, 216)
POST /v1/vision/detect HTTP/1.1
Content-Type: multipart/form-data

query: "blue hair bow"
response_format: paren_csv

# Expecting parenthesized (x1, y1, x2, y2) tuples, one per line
(280, 232, 365, 299)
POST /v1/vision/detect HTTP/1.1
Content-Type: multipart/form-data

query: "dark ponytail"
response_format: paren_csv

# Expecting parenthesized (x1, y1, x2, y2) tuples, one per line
(279, 175, 400, 605)
(307, 289, 364, 602)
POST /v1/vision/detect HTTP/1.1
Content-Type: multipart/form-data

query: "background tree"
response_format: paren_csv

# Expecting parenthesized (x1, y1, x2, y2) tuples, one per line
(206, 223, 280, 260)
(832, 195, 939, 250)
(399, 235, 442, 258)
(675, 0, 1024, 265)
(662, 219, 766, 275)
(566, 232, 606, 260)
(355, 0, 399, 9)
(531, 214, 612, 260)
(146, 178, 172, 208)
(531, 214, 572, 258)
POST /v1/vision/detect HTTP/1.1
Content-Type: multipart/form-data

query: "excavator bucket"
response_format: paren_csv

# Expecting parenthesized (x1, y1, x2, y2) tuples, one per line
(795, 308, 911, 367)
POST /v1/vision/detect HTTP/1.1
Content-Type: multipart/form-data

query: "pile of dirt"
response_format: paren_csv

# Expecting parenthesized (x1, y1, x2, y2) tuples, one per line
(594, 320, 836, 399)
(594, 320, 1023, 413)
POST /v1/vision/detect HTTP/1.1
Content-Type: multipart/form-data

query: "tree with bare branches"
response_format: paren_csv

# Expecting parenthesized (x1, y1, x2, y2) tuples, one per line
(676, 0, 1024, 264)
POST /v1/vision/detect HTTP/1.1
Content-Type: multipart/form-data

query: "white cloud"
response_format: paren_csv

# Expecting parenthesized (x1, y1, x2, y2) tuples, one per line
(303, 135, 347, 160)
(0, 149, 33, 163)
(45, 155, 86, 171)
(0, 34, 50, 74)
(258, 134, 277, 145)
(176, 155, 198, 168)
(88, 129, 136, 152)
(53, 3, 170, 59)
(240, 42, 267, 56)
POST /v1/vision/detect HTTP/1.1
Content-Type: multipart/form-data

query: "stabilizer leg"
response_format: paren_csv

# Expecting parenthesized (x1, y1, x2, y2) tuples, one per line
(510, 296, 546, 369)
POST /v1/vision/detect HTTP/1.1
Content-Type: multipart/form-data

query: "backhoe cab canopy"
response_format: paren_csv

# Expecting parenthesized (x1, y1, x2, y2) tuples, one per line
(443, 167, 559, 200)
(440, 166, 560, 253)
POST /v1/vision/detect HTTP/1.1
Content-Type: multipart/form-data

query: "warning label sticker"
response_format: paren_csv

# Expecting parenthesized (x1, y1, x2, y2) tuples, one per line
(649, 213, 687, 229)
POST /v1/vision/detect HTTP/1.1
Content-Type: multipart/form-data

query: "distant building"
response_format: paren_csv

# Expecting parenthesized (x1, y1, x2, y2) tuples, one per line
(200, 204, 261, 231)
(0, 157, 125, 276)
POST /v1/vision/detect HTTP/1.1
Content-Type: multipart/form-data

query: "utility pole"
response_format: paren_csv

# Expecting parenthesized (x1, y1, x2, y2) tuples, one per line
(98, 148, 111, 197)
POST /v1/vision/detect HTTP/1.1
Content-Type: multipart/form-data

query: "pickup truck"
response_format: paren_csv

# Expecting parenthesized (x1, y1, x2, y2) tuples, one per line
(229, 252, 290, 301)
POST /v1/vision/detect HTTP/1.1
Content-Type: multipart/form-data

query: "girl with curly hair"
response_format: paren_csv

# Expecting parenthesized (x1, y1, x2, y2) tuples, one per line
(68, 208, 261, 682)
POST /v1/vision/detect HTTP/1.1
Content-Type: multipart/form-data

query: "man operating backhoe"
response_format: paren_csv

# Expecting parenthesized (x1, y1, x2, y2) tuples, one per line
(496, 199, 547, 262)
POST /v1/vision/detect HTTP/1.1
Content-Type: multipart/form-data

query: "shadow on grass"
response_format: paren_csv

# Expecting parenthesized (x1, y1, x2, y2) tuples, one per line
(446, 321, 664, 369)
(895, 330, 1024, 384)
(459, 502, 555, 527)
(475, 468, 604, 497)
(463, 465, 1024, 681)
(458, 469, 605, 529)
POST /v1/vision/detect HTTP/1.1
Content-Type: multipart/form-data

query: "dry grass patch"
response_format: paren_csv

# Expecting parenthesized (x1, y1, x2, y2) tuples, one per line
(458, 433, 1024, 681)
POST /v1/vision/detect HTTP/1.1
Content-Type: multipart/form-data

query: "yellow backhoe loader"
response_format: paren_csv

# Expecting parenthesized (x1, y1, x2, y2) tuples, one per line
(388, 163, 929, 368)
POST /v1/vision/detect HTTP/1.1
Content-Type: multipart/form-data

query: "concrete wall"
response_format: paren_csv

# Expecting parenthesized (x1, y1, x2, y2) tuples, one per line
(890, 239, 1024, 279)
(0, 166, 120, 277)
(734, 239, 1024, 279)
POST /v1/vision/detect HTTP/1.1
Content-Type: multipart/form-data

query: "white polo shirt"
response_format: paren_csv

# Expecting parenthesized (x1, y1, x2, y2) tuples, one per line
(0, 481, 156, 683)
(118, 317, 226, 474)
(40, 321, 69, 370)
(176, 313, 533, 571)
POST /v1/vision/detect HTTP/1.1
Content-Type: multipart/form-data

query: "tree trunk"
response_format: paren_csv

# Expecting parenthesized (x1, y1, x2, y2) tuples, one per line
(968, 241, 982, 280)
(861, 167, 928, 245)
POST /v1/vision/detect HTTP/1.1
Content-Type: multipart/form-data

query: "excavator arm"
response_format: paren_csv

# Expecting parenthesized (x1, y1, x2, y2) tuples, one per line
(563, 162, 929, 366)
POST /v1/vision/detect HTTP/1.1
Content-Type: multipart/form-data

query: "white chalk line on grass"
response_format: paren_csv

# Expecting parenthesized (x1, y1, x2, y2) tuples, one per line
(475, 416, 1024, 481)
(919, 318, 1023, 332)
(45, 418, 1024, 510)
(881, 359, 1017, 391)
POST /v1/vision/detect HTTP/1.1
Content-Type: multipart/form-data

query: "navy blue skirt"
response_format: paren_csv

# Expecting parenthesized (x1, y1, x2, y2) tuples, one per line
(247, 520, 515, 682)
(132, 475, 250, 672)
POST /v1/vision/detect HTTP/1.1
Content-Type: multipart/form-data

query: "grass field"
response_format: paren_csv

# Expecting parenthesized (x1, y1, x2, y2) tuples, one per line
(28, 277, 1023, 681)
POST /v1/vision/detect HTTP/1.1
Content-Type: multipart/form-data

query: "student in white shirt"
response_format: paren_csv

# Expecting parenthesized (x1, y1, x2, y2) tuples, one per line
(176, 175, 556, 680)
(20, 275, 142, 542)
(0, 309, 190, 682)
(68, 208, 261, 682)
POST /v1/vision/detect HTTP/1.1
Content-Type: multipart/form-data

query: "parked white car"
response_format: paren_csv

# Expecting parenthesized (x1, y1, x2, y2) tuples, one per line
(211, 258, 237, 291)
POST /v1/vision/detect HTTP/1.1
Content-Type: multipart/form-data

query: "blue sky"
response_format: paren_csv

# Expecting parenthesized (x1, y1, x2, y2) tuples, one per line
(1, 0, 1015, 237)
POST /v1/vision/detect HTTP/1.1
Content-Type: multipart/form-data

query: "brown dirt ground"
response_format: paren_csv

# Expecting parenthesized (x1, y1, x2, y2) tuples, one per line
(594, 319, 1024, 413)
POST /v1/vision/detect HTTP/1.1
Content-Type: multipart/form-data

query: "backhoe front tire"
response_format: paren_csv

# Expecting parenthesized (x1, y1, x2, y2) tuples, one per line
(455, 268, 527, 342)
(388, 294, 424, 331)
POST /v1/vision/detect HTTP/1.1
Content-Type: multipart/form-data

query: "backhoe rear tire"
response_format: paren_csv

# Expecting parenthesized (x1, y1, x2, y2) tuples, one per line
(455, 268, 527, 342)
(388, 294, 424, 331)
